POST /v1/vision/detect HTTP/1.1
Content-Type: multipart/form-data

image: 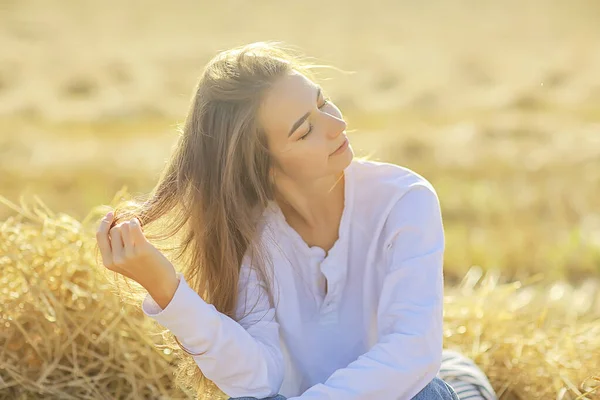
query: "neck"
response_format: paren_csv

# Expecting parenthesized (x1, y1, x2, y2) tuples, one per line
(273, 171, 345, 230)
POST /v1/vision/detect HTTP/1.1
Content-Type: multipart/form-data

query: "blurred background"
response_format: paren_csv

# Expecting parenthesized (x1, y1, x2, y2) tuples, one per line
(1, 0, 599, 286)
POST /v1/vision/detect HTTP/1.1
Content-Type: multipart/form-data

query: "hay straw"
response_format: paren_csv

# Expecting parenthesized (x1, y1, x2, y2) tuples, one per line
(0, 195, 193, 399)
(1, 195, 598, 399)
(443, 267, 600, 399)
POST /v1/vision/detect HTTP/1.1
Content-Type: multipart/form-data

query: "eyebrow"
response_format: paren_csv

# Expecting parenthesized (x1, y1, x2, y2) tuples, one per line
(288, 86, 322, 137)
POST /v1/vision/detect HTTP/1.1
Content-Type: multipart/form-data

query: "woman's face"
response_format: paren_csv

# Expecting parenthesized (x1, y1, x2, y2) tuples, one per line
(259, 71, 353, 183)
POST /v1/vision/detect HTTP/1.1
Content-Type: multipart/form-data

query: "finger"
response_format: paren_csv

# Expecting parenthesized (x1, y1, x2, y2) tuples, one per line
(121, 222, 135, 258)
(96, 212, 114, 267)
(110, 226, 125, 266)
(129, 218, 147, 248)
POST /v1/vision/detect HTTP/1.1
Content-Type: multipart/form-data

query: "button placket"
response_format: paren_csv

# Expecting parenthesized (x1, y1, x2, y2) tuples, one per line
(319, 259, 338, 312)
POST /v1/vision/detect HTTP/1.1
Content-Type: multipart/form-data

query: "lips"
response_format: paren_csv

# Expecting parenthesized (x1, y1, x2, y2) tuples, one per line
(331, 137, 348, 155)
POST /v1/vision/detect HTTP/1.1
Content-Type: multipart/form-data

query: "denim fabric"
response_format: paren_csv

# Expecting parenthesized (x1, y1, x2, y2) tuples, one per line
(412, 376, 460, 400)
(228, 395, 286, 400)
(227, 376, 459, 400)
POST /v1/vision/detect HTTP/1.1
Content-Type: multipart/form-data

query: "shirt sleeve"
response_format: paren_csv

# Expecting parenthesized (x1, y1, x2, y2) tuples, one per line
(141, 259, 284, 398)
(287, 183, 445, 400)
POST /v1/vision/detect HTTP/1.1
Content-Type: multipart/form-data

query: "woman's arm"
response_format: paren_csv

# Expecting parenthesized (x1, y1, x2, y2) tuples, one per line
(288, 183, 445, 400)
(142, 262, 284, 399)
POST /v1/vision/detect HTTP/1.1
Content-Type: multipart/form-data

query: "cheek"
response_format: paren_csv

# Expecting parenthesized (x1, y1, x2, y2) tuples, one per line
(278, 145, 330, 177)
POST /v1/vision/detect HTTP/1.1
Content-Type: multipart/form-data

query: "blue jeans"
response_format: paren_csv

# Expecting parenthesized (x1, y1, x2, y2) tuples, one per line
(229, 376, 459, 400)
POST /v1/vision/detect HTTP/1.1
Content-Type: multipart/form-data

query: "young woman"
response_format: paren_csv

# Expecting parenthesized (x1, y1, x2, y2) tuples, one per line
(96, 42, 497, 400)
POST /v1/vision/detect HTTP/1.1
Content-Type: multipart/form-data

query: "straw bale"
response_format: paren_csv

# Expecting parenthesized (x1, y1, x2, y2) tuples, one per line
(1, 196, 598, 399)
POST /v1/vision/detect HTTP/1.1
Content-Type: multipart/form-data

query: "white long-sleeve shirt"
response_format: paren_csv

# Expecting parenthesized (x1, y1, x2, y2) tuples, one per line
(142, 159, 446, 400)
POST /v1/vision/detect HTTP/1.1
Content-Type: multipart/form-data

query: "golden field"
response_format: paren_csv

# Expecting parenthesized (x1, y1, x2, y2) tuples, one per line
(1, 0, 599, 399)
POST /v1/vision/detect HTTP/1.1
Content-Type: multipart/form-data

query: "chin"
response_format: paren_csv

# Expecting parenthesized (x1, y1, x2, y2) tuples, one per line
(340, 145, 354, 165)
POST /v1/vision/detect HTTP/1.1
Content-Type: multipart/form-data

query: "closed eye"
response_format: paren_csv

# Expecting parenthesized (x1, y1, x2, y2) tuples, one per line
(298, 99, 330, 141)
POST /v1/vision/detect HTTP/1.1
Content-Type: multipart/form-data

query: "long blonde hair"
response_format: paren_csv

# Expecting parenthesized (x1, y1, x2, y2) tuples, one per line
(96, 41, 346, 398)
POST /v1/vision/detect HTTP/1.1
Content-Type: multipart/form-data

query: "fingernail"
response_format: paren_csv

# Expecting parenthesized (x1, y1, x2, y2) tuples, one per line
(106, 211, 114, 219)
(131, 218, 139, 225)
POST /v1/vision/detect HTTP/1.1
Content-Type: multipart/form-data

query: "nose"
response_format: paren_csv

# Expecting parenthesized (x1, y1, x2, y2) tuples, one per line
(324, 112, 347, 139)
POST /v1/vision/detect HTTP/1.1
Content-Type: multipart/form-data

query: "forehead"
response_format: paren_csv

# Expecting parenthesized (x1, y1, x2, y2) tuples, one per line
(259, 71, 317, 142)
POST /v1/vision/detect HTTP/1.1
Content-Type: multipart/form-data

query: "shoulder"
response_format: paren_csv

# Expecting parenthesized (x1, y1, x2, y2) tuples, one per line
(349, 158, 439, 213)
(348, 158, 442, 244)
(351, 158, 436, 194)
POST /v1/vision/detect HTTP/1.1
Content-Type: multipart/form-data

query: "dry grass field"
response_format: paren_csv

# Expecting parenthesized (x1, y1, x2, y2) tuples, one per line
(1, 0, 599, 399)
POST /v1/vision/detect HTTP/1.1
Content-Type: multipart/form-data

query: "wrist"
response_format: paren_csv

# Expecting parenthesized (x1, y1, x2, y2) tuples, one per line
(147, 273, 180, 309)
